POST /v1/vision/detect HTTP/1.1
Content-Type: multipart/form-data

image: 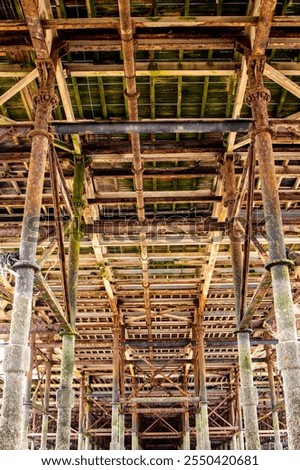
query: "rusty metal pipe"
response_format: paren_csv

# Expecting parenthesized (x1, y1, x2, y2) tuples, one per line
(223, 154, 260, 450)
(247, 54, 300, 449)
(0, 68, 56, 450)
(265, 346, 282, 450)
(118, 0, 153, 350)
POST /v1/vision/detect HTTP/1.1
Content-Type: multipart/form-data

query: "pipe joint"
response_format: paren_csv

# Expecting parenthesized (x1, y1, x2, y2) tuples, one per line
(33, 89, 58, 110)
(235, 328, 253, 335)
(13, 260, 40, 272)
(27, 128, 54, 141)
(265, 258, 294, 271)
(245, 87, 271, 106)
(124, 88, 140, 101)
(249, 124, 276, 140)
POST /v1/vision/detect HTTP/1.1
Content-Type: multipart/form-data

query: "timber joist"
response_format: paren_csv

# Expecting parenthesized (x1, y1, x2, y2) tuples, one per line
(0, 0, 300, 451)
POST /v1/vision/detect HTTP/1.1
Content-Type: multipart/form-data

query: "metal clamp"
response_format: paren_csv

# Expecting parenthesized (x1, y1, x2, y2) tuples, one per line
(265, 258, 294, 271)
(13, 260, 40, 272)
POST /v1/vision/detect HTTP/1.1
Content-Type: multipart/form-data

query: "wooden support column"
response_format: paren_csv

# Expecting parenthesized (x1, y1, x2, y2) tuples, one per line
(265, 345, 282, 450)
(0, 63, 57, 450)
(56, 156, 85, 449)
(246, 55, 300, 450)
(110, 324, 120, 450)
(40, 349, 53, 450)
(223, 154, 260, 450)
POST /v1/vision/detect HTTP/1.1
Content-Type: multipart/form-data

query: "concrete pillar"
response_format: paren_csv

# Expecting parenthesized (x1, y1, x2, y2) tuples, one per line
(0, 65, 57, 450)
(246, 55, 300, 449)
(265, 345, 282, 449)
(40, 349, 53, 450)
(223, 155, 260, 450)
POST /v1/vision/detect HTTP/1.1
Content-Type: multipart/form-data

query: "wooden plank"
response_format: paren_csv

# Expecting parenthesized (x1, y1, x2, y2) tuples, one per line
(0, 69, 38, 107)
(264, 63, 300, 99)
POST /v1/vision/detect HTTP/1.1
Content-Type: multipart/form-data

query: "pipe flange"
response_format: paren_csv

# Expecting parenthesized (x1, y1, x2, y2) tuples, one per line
(265, 258, 294, 271)
(245, 87, 271, 106)
(249, 125, 276, 139)
(124, 88, 140, 100)
(33, 90, 58, 110)
(234, 328, 253, 335)
(13, 260, 40, 272)
(27, 128, 54, 141)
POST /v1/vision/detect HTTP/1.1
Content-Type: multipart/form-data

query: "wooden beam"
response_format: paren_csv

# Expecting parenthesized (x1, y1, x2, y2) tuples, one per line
(0, 69, 39, 107)
(264, 63, 300, 99)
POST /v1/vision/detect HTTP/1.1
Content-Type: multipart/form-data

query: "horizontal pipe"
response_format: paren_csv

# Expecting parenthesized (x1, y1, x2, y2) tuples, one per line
(122, 397, 200, 404)
(1, 118, 297, 136)
(0, 119, 251, 135)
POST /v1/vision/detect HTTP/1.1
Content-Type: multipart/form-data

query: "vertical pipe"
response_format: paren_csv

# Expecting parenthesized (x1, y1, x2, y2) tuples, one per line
(119, 413, 125, 450)
(193, 327, 202, 450)
(198, 317, 210, 449)
(229, 371, 237, 450)
(246, 55, 300, 449)
(110, 325, 120, 449)
(195, 412, 202, 450)
(131, 407, 139, 450)
(223, 154, 260, 450)
(0, 66, 57, 450)
(265, 345, 282, 450)
(21, 333, 35, 449)
(238, 331, 260, 449)
(182, 408, 190, 450)
(131, 377, 139, 450)
(40, 349, 53, 450)
(235, 370, 245, 450)
(119, 325, 126, 450)
(182, 375, 190, 450)
(85, 383, 90, 450)
(77, 375, 85, 450)
(56, 157, 85, 449)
